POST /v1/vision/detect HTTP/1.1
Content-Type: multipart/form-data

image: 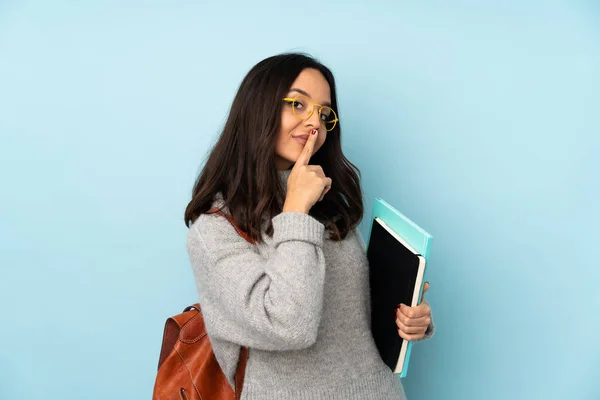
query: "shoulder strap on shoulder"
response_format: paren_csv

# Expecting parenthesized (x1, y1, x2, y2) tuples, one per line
(208, 207, 255, 245)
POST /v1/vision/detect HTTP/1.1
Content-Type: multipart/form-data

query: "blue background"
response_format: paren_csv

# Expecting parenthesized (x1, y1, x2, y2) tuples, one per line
(1, 1, 598, 399)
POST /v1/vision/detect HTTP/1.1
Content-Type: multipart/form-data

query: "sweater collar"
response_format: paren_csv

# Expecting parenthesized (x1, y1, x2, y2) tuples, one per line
(277, 168, 293, 194)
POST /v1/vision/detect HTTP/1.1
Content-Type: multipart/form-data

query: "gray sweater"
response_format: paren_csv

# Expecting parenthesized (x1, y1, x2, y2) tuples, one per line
(186, 169, 433, 399)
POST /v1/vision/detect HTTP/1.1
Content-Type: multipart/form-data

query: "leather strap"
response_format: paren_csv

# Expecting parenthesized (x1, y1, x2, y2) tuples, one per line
(208, 207, 252, 398)
(234, 347, 249, 400)
(208, 207, 255, 245)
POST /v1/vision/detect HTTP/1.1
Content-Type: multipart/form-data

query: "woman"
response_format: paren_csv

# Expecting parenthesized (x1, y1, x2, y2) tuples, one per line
(184, 53, 434, 399)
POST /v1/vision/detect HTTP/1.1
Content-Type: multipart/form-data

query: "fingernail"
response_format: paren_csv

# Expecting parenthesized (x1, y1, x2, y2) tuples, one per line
(311, 129, 317, 135)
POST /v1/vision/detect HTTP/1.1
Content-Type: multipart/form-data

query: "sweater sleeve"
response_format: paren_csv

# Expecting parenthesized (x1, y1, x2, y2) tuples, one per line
(421, 316, 435, 340)
(187, 211, 326, 351)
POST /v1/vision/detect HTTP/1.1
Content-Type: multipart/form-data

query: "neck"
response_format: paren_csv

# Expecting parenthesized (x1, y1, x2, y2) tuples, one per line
(275, 154, 294, 171)
(278, 168, 292, 194)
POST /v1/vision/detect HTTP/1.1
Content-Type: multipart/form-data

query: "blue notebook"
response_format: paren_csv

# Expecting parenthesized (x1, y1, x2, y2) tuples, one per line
(366, 198, 433, 378)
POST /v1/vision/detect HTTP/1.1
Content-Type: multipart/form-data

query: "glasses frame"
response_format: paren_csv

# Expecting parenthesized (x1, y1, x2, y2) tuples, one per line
(282, 95, 339, 132)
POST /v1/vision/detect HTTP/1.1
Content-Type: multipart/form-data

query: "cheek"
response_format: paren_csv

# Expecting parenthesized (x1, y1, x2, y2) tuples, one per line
(280, 112, 297, 136)
(275, 114, 298, 155)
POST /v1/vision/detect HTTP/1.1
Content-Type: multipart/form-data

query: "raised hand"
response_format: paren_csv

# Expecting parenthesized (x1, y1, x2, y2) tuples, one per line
(283, 128, 332, 214)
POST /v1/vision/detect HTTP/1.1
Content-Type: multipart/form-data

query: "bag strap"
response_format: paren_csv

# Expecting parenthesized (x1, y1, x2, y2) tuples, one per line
(208, 207, 251, 399)
(208, 207, 255, 245)
(234, 347, 249, 400)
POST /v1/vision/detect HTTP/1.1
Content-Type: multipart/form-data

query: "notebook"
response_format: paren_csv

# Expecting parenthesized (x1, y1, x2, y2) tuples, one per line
(366, 198, 433, 378)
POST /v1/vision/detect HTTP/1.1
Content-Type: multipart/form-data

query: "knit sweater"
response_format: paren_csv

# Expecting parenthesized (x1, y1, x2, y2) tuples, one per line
(186, 169, 433, 399)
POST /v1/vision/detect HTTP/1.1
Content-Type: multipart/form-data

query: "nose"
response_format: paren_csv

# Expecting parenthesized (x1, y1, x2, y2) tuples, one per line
(305, 106, 322, 129)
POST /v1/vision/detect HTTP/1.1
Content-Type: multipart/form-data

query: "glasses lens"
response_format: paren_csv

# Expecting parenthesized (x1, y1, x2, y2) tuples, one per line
(320, 106, 337, 131)
(291, 94, 313, 120)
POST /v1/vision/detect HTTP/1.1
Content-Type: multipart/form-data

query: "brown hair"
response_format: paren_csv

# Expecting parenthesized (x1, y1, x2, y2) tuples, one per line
(184, 53, 363, 243)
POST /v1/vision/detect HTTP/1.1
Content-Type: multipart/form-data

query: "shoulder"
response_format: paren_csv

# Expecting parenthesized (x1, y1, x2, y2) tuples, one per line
(353, 227, 367, 252)
(327, 226, 367, 256)
(186, 195, 255, 260)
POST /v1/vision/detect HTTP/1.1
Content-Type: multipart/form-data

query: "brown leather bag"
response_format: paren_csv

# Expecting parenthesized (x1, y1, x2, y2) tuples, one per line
(152, 208, 252, 400)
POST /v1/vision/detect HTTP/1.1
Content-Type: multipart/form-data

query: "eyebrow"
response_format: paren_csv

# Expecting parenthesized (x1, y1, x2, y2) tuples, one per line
(288, 88, 332, 107)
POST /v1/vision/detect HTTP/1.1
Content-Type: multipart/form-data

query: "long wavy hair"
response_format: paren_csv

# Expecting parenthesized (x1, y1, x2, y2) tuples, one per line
(184, 53, 363, 243)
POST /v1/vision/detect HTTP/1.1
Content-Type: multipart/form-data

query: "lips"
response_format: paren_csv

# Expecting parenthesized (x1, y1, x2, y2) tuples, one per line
(292, 133, 309, 145)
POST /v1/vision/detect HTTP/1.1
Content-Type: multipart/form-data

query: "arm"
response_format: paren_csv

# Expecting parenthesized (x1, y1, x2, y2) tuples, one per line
(187, 211, 326, 351)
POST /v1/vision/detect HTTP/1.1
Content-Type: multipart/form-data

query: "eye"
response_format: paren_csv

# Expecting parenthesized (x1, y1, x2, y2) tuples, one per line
(294, 101, 305, 109)
(320, 109, 332, 120)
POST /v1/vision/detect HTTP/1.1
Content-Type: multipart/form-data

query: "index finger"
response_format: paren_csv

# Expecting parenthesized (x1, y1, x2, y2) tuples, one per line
(295, 129, 318, 167)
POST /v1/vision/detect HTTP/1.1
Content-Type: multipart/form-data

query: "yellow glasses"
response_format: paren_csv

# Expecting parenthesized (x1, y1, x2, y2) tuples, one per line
(282, 94, 339, 131)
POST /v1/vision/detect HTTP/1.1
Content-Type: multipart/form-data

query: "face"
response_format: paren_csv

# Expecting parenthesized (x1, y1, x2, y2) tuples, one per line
(275, 68, 331, 170)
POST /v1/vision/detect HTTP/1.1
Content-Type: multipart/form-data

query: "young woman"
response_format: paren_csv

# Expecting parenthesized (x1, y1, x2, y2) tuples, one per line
(184, 53, 434, 399)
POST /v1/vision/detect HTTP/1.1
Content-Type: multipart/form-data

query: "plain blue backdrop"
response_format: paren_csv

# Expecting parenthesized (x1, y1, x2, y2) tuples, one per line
(1, 1, 598, 399)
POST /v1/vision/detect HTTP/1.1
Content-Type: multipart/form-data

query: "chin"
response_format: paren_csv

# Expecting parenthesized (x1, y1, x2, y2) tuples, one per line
(286, 149, 303, 163)
(274, 153, 296, 170)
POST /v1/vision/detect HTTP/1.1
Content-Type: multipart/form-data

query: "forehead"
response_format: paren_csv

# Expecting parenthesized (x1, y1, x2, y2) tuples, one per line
(289, 68, 331, 104)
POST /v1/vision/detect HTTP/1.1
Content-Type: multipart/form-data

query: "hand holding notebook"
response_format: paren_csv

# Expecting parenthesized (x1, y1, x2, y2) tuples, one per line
(395, 282, 431, 342)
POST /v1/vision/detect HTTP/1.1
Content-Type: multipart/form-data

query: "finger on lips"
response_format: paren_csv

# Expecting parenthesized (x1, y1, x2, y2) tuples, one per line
(295, 128, 318, 167)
